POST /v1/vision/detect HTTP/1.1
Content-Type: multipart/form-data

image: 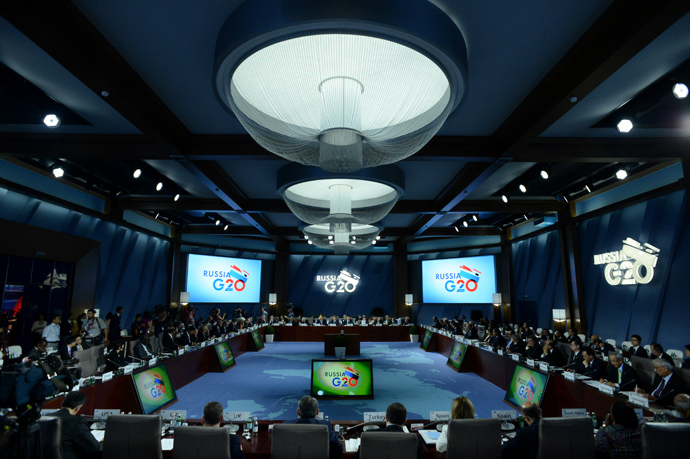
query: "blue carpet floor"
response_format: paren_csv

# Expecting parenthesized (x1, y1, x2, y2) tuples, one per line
(173, 342, 508, 421)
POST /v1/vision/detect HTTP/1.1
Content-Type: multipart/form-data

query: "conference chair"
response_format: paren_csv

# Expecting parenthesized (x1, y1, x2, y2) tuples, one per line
(38, 416, 62, 459)
(605, 338, 617, 347)
(103, 414, 163, 459)
(271, 424, 328, 459)
(7, 345, 22, 358)
(536, 417, 594, 459)
(360, 431, 417, 459)
(173, 426, 231, 459)
(641, 423, 690, 459)
(446, 418, 501, 459)
(667, 348, 684, 367)
(621, 340, 632, 351)
(577, 333, 586, 343)
(630, 356, 656, 390)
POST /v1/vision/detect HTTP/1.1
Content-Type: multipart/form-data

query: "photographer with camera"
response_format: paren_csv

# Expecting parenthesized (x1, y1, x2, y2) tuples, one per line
(80, 310, 107, 347)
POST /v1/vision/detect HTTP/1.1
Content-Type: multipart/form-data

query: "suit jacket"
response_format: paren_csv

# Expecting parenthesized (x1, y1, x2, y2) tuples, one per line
(489, 334, 507, 348)
(465, 327, 479, 340)
(542, 347, 566, 367)
(105, 349, 126, 372)
(605, 363, 639, 389)
(161, 333, 177, 353)
(501, 418, 540, 459)
(568, 350, 584, 368)
(576, 357, 606, 380)
(353, 424, 422, 459)
(59, 343, 76, 362)
(134, 341, 154, 360)
(648, 373, 687, 406)
(656, 352, 675, 367)
(177, 332, 191, 347)
(507, 341, 525, 354)
(523, 345, 542, 360)
(283, 417, 343, 457)
(108, 313, 121, 339)
(228, 432, 245, 459)
(54, 408, 102, 459)
(631, 346, 648, 358)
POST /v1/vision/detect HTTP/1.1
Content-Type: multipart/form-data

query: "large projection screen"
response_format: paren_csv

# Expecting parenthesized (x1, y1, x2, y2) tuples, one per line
(186, 254, 262, 303)
(422, 255, 497, 303)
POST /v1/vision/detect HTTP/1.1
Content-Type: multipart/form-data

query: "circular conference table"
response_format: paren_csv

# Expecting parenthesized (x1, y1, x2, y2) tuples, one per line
(41, 325, 645, 458)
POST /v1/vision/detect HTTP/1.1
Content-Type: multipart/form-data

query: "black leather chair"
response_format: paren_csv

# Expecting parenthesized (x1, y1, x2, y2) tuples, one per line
(271, 424, 329, 459)
(102, 414, 162, 459)
(172, 426, 231, 459)
(641, 422, 690, 459)
(537, 417, 594, 459)
(360, 431, 417, 459)
(446, 418, 501, 459)
(38, 416, 62, 459)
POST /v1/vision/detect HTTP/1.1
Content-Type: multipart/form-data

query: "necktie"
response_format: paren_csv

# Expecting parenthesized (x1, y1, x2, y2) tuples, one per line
(618, 368, 622, 384)
(653, 379, 666, 397)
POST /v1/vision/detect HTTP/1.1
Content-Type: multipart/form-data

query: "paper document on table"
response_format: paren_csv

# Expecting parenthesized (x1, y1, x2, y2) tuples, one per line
(345, 438, 361, 452)
(91, 430, 105, 442)
(418, 429, 441, 445)
(582, 380, 601, 388)
(161, 439, 174, 451)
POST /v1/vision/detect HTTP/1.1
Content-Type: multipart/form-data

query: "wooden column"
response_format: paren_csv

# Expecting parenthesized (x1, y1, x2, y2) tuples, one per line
(558, 207, 587, 335)
(499, 233, 513, 323)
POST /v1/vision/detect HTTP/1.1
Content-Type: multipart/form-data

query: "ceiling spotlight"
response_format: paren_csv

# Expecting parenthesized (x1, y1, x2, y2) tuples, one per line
(556, 193, 569, 203)
(350, 241, 356, 245)
(155, 213, 160, 219)
(224, 224, 229, 230)
(540, 169, 549, 180)
(174, 193, 180, 201)
(52, 167, 64, 178)
(462, 221, 468, 227)
(304, 235, 309, 239)
(215, 219, 221, 226)
(584, 184, 592, 193)
(616, 119, 633, 133)
(308, 240, 313, 244)
(472, 215, 478, 222)
(616, 169, 628, 180)
(133, 169, 142, 179)
(672, 83, 688, 99)
(43, 114, 60, 128)
(352, 236, 356, 240)
(156, 182, 163, 191)
(329, 240, 334, 245)
(454, 226, 459, 233)
(328, 235, 333, 240)
(376, 236, 380, 240)
(519, 184, 527, 193)
(372, 240, 377, 244)
(523, 214, 528, 221)
(501, 195, 508, 203)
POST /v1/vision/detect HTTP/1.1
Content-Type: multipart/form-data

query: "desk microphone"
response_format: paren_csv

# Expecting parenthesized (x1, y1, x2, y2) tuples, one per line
(344, 421, 373, 432)
(106, 357, 124, 369)
(618, 378, 637, 390)
(129, 355, 145, 362)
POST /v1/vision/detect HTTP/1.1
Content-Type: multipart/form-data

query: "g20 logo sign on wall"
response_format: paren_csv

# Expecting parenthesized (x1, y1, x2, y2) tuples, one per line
(593, 238, 660, 286)
(210, 264, 250, 292)
(315, 270, 360, 293)
(186, 254, 262, 303)
(441, 265, 482, 293)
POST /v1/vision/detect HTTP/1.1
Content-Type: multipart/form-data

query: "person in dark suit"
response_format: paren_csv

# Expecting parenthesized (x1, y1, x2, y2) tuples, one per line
(635, 359, 688, 407)
(53, 391, 102, 459)
(284, 395, 343, 458)
(464, 321, 479, 340)
(501, 401, 541, 459)
(507, 334, 525, 355)
(567, 339, 584, 368)
(590, 338, 614, 357)
(540, 340, 565, 367)
(200, 401, 245, 459)
(600, 351, 639, 390)
(575, 347, 606, 380)
(353, 402, 422, 459)
(522, 336, 542, 360)
(133, 340, 155, 360)
(59, 335, 80, 365)
(108, 306, 123, 340)
(176, 326, 192, 347)
(328, 315, 340, 326)
(489, 328, 507, 349)
(105, 340, 126, 372)
(161, 327, 178, 353)
(650, 343, 675, 367)
(26, 338, 48, 361)
(566, 327, 579, 343)
(629, 335, 648, 358)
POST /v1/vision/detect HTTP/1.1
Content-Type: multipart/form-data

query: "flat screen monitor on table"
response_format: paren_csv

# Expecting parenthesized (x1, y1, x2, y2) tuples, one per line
(420, 329, 434, 351)
(131, 363, 178, 414)
(214, 341, 236, 371)
(251, 329, 264, 350)
(503, 364, 549, 409)
(446, 341, 468, 372)
(311, 359, 374, 399)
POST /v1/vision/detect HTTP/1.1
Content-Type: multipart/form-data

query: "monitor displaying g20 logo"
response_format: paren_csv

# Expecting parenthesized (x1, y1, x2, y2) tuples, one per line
(186, 254, 262, 303)
(421, 256, 497, 303)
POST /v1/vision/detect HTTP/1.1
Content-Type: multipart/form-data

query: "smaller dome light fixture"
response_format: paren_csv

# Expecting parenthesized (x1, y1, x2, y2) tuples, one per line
(672, 83, 688, 99)
(616, 119, 633, 133)
(43, 114, 60, 128)
(302, 223, 382, 254)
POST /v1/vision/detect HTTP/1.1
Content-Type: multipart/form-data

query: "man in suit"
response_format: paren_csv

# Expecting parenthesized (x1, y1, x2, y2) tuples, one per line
(507, 334, 525, 355)
(522, 336, 542, 360)
(201, 401, 245, 459)
(650, 343, 675, 366)
(489, 328, 507, 349)
(590, 338, 614, 357)
(501, 401, 541, 459)
(601, 351, 639, 390)
(105, 340, 126, 372)
(464, 321, 479, 340)
(161, 326, 178, 354)
(540, 340, 565, 367)
(134, 339, 155, 360)
(629, 335, 648, 358)
(567, 338, 584, 368)
(328, 314, 340, 326)
(635, 359, 687, 407)
(53, 391, 102, 459)
(566, 327, 579, 343)
(27, 338, 48, 361)
(109, 306, 123, 340)
(284, 395, 343, 458)
(353, 402, 422, 459)
(59, 335, 80, 365)
(575, 347, 606, 380)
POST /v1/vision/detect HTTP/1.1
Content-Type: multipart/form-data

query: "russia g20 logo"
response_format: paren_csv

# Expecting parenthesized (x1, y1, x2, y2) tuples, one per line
(517, 376, 537, 401)
(439, 265, 481, 293)
(316, 270, 360, 293)
(143, 373, 167, 399)
(593, 238, 660, 286)
(210, 264, 250, 292)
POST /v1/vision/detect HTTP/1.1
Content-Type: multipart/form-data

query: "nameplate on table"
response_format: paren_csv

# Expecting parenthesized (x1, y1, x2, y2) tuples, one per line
(161, 410, 187, 421)
(498, 349, 504, 356)
(526, 359, 535, 367)
(511, 354, 520, 362)
(430, 411, 451, 422)
(561, 408, 587, 418)
(360, 323, 368, 327)
(94, 409, 119, 422)
(539, 362, 550, 372)
(491, 410, 516, 420)
(284, 323, 292, 326)
(628, 392, 650, 408)
(313, 323, 321, 326)
(563, 371, 577, 382)
(599, 384, 615, 396)
(364, 412, 386, 423)
(102, 371, 114, 382)
(123, 364, 136, 375)
(224, 411, 251, 423)
(178, 348, 185, 355)
(148, 358, 157, 366)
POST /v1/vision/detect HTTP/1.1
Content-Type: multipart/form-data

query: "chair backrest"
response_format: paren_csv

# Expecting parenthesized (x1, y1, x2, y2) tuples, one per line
(39, 416, 63, 459)
(536, 328, 543, 334)
(173, 426, 230, 459)
(537, 417, 594, 459)
(360, 431, 417, 459)
(557, 342, 572, 360)
(621, 340, 632, 351)
(605, 338, 616, 346)
(103, 414, 162, 459)
(630, 356, 655, 390)
(446, 418, 501, 459)
(271, 424, 329, 459)
(644, 344, 651, 355)
(577, 334, 586, 342)
(641, 423, 690, 459)
(7, 345, 22, 358)
(667, 349, 683, 359)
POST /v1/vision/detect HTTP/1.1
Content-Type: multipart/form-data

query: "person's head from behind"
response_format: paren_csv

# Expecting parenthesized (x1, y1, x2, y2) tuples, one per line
(610, 402, 638, 430)
(386, 402, 407, 426)
(297, 395, 319, 418)
(521, 401, 541, 424)
(650, 343, 664, 357)
(450, 396, 475, 420)
(202, 401, 223, 427)
(62, 391, 87, 414)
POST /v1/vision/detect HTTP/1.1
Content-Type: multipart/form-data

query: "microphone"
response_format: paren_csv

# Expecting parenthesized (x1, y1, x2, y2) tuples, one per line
(344, 421, 372, 432)
(106, 357, 124, 368)
(618, 378, 637, 390)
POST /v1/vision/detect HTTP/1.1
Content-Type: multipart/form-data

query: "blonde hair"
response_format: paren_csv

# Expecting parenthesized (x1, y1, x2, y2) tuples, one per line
(450, 396, 475, 420)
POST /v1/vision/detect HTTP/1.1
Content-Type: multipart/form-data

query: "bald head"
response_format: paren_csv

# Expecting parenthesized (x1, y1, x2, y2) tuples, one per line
(521, 401, 541, 424)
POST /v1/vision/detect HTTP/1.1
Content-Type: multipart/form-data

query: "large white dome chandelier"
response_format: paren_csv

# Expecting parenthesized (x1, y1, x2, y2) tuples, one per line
(214, 0, 468, 173)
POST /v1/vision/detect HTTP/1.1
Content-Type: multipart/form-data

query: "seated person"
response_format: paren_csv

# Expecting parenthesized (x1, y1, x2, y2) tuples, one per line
(27, 338, 48, 361)
(595, 402, 641, 458)
(684, 344, 690, 369)
(540, 340, 565, 367)
(299, 317, 310, 326)
(591, 338, 615, 357)
(134, 338, 156, 360)
(507, 334, 525, 355)
(431, 316, 442, 329)
(566, 327, 579, 343)
(501, 401, 541, 459)
(201, 401, 245, 459)
(353, 402, 422, 459)
(54, 391, 102, 459)
(328, 315, 340, 326)
(522, 336, 542, 360)
(464, 321, 479, 340)
(650, 343, 675, 366)
(436, 396, 475, 453)
(488, 328, 507, 348)
(105, 340, 126, 372)
(600, 351, 639, 390)
(567, 338, 584, 367)
(635, 359, 688, 407)
(176, 326, 192, 347)
(59, 335, 81, 365)
(161, 326, 179, 353)
(629, 335, 648, 358)
(575, 347, 606, 380)
(283, 395, 342, 458)
(673, 394, 690, 422)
